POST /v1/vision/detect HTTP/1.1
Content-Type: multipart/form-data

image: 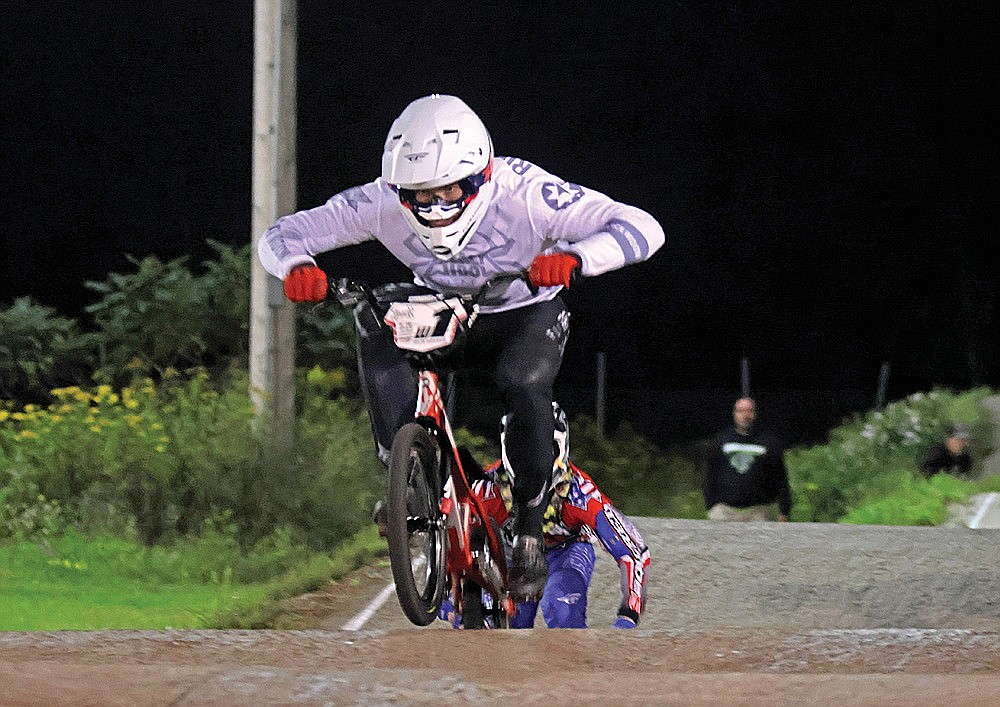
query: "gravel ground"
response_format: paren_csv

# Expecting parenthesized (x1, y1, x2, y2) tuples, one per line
(1, 397, 998, 704)
(4, 518, 997, 705)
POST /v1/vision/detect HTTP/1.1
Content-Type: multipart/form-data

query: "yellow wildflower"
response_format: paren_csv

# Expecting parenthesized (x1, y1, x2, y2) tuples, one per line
(125, 415, 143, 428)
(151, 422, 164, 431)
(89, 425, 102, 433)
(155, 445, 166, 453)
(122, 389, 140, 409)
(24, 404, 39, 413)
(0, 410, 9, 422)
(15, 430, 38, 440)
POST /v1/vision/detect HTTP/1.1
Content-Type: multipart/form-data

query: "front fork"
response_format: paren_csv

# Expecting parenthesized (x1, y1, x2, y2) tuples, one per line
(420, 369, 516, 623)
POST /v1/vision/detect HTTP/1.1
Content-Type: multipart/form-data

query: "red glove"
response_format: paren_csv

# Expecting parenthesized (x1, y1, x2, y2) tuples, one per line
(528, 252, 581, 288)
(283, 264, 328, 302)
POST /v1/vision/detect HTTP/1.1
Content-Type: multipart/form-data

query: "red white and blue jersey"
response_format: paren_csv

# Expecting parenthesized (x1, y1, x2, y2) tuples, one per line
(473, 461, 650, 621)
(257, 156, 664, 314)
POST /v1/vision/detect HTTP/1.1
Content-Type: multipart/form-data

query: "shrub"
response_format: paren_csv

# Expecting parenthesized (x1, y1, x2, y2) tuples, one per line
(787, 387, 994, 522)
(84, 244, 253, 384)
(0, 297, 95, 402)
(0, 371, 382, 550)
(280, 375, 384, 550)
(81, 241, 360, 390)
(570, 415, 703, 518)
(296, 300, 359, 375)
(839, 472, 971, 526)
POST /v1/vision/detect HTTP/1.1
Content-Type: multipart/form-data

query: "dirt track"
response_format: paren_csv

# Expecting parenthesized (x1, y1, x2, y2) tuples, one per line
(3, 518, 999, 705)
(3, 627, 1000, 705)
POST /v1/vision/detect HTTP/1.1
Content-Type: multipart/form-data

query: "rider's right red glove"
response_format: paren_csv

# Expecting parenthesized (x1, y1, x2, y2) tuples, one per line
(527, 252, 582, 289)
(283, 264, 328, 302)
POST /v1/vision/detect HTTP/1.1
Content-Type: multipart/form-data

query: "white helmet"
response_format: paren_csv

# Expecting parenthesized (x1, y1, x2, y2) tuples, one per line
(381, 94, 495, 260)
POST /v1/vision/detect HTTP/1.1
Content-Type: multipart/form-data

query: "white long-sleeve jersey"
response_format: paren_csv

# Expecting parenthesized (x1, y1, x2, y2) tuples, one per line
(258, 156, 664, 313)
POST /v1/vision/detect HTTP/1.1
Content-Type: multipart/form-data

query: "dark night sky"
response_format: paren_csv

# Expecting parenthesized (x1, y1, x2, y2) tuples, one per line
(2, 2, 998, 442)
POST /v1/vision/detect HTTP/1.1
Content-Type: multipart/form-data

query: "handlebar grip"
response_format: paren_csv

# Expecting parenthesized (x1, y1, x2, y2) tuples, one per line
(523, 269, 540, 296)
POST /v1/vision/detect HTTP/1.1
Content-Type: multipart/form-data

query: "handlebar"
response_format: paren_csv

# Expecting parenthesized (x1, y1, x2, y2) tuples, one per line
(331, 271, 536, 312)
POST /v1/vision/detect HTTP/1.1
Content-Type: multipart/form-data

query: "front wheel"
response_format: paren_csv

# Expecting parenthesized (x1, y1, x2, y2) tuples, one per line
(385, 423, 447, 626)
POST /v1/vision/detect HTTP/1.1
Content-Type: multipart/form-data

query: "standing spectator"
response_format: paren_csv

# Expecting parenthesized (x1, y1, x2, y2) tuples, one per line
(920, 424, 972, 476)
(704, 397, 792, 522)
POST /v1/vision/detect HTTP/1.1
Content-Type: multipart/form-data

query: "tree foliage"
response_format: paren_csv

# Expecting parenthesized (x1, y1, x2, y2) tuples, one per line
(84, 241, 252, 383)
(0, 297, 95, 402)
(0, 240, 360, 400)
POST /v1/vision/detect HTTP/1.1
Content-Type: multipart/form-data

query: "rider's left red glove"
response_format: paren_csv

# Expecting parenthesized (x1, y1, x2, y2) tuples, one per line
(527, 252, 582, 289)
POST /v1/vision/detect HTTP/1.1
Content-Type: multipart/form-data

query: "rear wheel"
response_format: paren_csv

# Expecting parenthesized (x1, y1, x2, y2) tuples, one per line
(385, 423, 447, 626)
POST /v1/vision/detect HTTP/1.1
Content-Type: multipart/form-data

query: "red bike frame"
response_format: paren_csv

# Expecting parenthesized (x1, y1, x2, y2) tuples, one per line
(414, 368, 516, 619)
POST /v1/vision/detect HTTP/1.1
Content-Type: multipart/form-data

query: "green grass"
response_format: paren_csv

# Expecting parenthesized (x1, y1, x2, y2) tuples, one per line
(0, 533, 264, 630)
(0, 526, 387, 630)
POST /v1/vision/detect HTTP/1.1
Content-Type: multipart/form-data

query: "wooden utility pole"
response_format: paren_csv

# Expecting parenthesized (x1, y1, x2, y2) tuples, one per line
(250, 0, 297, 456)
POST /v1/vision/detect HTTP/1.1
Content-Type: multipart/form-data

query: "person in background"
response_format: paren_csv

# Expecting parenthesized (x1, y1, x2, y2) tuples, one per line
(703, 397, 792, 522)
(257, 94, 664, 600)
(920, 424, 973, 476)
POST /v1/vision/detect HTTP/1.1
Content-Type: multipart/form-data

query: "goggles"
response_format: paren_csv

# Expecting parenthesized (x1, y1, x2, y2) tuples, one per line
(395, 162, 493, 224)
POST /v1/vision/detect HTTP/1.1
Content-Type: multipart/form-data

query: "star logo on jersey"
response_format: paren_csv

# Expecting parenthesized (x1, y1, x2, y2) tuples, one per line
(542, 182, 584, 210)
(333, 186, 372, 212)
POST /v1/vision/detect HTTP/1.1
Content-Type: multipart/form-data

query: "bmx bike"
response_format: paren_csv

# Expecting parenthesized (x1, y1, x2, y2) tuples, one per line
(333, 274, 531, 628)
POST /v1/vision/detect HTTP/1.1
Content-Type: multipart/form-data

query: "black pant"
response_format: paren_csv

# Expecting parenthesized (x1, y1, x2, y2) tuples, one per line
(356, 297, 569, 533)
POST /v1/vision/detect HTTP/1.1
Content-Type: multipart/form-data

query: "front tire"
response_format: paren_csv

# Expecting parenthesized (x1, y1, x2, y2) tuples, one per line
(385, 423, 447, 626)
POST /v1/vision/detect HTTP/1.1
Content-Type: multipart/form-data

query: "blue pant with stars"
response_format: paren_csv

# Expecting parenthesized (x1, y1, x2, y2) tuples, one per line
(511, 541, 596, 629)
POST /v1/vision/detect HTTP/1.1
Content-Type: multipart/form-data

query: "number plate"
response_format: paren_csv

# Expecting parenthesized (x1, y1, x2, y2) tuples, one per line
(384, 297, 469, 352)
